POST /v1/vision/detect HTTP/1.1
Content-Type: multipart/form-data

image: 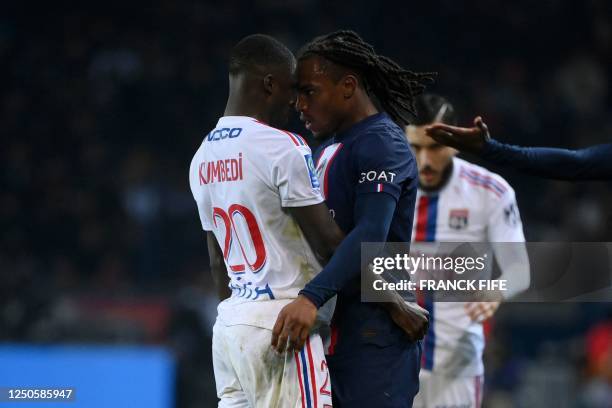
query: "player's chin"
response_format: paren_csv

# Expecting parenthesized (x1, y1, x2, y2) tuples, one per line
(309, 130, 324, 140)
(308, 126, 332, 140)
(419, 176, 439, 188)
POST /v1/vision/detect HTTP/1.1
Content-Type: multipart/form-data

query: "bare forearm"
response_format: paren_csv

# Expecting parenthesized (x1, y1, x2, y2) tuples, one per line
(206, 231, 231, 301)
(288, 203, 345, 264)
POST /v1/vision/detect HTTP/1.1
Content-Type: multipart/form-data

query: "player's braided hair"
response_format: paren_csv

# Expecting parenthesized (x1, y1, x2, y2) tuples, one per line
(298, 30, 436, 126)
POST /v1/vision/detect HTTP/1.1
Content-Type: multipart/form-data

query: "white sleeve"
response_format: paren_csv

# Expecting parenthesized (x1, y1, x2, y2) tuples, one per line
(189, 154, 213, 231)
(488, 187, 531, 298)
(272, 144, 324, 208)
(487, 187, 524, 242)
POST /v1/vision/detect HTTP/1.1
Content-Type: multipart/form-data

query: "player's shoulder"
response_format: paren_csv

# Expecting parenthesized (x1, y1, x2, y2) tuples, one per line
(362, 113, 407, 141)
(190, 133, 208, 166)
(249, 119, 309, 149)
(454, 157, 515, 199)
(203, 116, 309, 152)
(354, 114, 411, 158)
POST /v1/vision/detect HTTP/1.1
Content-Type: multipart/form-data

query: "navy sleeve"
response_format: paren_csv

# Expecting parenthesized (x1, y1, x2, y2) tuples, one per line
(299, 192, 397, 308)
(354, 129, 413, 200)
(482, 139, 612, 181)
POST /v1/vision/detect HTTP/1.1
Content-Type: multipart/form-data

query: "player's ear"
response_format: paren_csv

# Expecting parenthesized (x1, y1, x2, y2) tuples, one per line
(263, 74, 274, 96)
(342, 74, 358, 99)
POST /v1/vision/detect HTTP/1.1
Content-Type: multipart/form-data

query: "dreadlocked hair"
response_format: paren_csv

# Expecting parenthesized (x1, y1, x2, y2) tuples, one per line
(297, 30, 436, 126)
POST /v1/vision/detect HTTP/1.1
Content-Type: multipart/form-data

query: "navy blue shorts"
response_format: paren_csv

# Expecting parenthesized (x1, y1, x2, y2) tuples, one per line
(327, 337, 422, 407)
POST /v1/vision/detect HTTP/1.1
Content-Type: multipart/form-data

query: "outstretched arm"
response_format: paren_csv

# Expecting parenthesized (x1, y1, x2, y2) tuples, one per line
(482, 139, 612, 181)
(271, 192, 428, 352)
(426, 116, 612, 181)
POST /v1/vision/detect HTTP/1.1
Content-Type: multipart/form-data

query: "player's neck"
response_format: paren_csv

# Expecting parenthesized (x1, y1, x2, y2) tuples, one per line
(224, 76, 269, 122)
(336, 94, 379, 134)
(223, 97, 263, 121)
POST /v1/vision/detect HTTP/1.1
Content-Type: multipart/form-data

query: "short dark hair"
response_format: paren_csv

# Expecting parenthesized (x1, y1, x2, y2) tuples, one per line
(412, 94, 457, 126)
(229, 34, 295, 75)
(297, 30, 436, 126)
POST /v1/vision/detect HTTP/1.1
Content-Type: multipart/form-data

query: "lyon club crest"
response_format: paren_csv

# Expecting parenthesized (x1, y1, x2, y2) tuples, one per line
(449, 209, 469, 230)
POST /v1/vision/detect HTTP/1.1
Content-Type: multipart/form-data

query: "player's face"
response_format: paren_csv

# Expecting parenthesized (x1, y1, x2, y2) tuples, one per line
(406, 125, 457, 189)
(295, 56, 347, 140)
(268, 63, 297, 128)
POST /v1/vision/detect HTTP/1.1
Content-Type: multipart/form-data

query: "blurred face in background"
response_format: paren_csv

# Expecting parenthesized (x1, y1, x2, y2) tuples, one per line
(294, 55, 350, 140)
(406, 124, 457, 190)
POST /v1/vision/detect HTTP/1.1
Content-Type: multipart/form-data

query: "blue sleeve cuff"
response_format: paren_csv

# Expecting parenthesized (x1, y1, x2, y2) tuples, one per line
(298, 288, 326, 309)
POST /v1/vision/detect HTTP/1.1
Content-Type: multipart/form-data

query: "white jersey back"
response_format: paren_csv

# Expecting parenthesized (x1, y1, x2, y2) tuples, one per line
(412, 157, 525, 376)
(189, 116, 326, 330)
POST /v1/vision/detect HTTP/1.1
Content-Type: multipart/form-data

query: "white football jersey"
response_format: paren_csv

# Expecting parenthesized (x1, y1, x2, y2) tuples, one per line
(412, 157, 526, 377)
(189, 116, 328, 330)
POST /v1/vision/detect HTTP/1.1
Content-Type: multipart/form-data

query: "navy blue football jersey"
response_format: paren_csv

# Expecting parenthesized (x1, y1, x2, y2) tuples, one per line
(313, 112, 418, 352)
(314, 112, 417, 241)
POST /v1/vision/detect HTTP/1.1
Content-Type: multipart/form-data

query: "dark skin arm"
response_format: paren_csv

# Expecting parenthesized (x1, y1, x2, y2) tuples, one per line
(288, 203, 345, 264)
(272, 193, 430, 353)
(265, 202, 343, 354)
(205, 203, 342, 302)
(263, 202, 344, 353)
(206, 231, 231, 301)
(362, 265, 429, 342)
(271, 271, 430, 354)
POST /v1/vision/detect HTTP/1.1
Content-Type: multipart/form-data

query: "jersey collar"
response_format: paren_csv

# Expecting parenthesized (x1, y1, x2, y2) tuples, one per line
(217, 116, 254, 125)
(333, 112, 388, 142)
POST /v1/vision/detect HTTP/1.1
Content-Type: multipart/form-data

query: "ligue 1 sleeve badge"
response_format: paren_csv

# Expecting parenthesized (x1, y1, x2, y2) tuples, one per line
(449, 208, 469, 230)
(303, 153, 320, 189)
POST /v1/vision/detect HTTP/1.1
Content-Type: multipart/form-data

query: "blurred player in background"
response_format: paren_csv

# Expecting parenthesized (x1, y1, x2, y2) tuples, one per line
(272, 31, 431, 407)
(426, 116, 612, 180)
(406, 94, 531, 408)
(189, 34, 344, 407)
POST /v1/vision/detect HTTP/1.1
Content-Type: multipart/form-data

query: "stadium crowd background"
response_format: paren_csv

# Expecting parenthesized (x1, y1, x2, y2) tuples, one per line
(2, 1, 611, 407)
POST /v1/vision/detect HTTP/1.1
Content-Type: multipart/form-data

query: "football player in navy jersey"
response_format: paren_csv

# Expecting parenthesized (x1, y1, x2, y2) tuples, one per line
(271, 30, 433, 407)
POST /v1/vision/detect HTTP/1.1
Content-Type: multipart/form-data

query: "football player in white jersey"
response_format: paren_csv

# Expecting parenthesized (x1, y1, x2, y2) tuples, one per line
(405, 94, 530, 408)
(189, 34, 344, 407)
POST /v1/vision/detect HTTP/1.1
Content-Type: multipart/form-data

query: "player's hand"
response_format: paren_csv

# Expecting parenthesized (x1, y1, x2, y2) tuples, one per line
(464, 301, 500, 323)
(385, 301, 430, 342)
(425, 116, 491, 154)
(271, 295, 318, 353)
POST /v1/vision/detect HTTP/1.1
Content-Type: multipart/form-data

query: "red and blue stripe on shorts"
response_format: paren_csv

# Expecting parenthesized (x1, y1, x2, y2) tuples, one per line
(294, 337, 319, 408)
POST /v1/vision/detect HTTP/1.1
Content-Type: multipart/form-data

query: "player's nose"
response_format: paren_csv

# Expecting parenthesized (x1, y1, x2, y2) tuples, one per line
(289, 90, 297, 107)
(417, 150, 430, 166)
(295, 94, 306, 112)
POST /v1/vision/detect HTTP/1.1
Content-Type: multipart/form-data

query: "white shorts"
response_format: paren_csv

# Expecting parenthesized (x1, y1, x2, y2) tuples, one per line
(413, 370, 484, 408)
(212, 321, 333, 408)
